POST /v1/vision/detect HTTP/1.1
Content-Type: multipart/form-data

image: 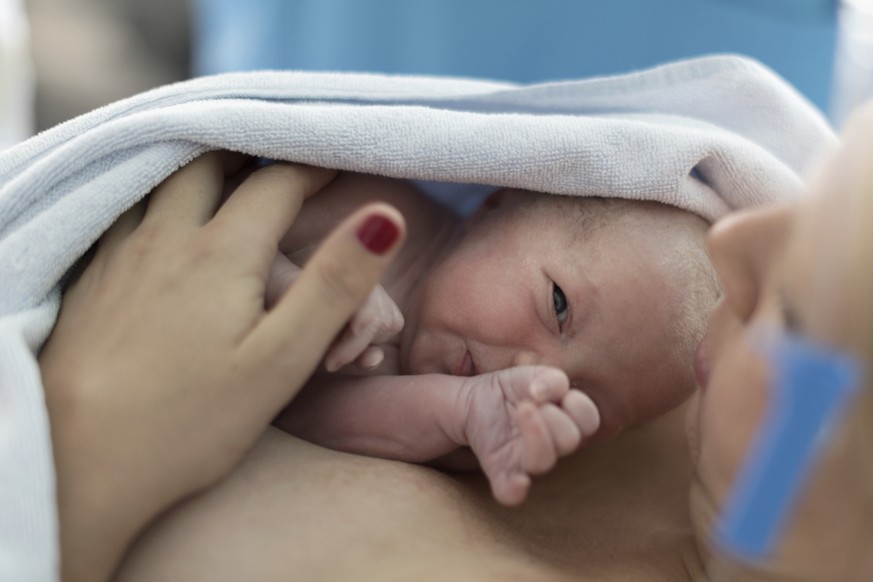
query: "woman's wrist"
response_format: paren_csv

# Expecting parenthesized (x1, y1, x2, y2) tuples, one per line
(54, 445, 147, 582)
(56, 489, 139, 582)
(44, 372, 162, 582)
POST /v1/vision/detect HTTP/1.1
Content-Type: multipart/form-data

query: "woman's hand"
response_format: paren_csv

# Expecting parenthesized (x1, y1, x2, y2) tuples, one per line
(39, 152, 406, 581)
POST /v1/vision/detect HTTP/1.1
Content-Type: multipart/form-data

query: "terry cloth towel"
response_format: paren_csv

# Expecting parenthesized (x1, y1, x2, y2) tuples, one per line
(0, 54, 837, 580)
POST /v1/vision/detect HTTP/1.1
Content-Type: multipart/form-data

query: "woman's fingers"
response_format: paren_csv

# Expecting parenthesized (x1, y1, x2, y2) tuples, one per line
(243, 202, 405, 400)
(92, 200, 147, 265)
(264, 252, 302, 309)
(142, 151, 226, 229)
(97, 152, 252, 264)
(210, 163, 337, 258)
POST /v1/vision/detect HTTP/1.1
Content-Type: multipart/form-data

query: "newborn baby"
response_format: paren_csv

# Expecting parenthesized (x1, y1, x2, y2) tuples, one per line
(271, 171, 717, 505)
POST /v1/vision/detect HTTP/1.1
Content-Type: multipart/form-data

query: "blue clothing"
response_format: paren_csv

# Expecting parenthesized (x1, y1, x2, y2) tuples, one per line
(192, 0, 837, 114)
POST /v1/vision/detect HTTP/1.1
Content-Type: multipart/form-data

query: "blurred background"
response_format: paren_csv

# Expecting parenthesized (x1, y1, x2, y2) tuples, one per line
(2, 0, 870, 151)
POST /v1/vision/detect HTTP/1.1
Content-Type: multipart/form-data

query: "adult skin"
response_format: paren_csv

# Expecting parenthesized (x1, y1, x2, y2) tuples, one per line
(117, 409, 697, 581)
(39, 153, 408, 582)
(116, 102, 873, 581)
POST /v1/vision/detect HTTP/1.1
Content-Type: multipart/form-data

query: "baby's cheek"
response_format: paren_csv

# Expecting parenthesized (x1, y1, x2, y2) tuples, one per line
(580, 387, 634, 443)
(583, 371, 695, 443)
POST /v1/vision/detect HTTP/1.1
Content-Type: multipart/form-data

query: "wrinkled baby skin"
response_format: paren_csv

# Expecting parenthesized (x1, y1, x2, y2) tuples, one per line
(273, 172, 715, 504)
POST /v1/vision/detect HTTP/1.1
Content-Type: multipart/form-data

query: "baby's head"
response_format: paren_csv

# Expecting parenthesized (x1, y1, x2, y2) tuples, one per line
(401, 188, 718, 439)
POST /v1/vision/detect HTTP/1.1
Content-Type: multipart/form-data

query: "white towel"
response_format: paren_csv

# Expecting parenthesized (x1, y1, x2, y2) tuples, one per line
(0, 54, 837, 580)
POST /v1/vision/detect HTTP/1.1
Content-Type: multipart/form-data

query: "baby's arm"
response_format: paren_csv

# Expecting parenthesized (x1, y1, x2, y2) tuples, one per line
(274, 367, 600, 505)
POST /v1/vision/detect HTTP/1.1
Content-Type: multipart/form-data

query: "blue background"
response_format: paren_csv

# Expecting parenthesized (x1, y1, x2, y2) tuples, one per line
(192, 0, 838, 114)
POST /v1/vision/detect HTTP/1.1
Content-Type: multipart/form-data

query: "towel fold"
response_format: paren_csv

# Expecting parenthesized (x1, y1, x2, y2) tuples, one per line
(0, 54, 837, 580)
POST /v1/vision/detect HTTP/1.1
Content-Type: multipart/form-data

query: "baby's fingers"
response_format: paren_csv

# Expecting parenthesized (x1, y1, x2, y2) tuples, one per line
(243, 203, 406, 404)
(324, 285, 402, 371)
(562, 391, 601, 439)
(355, 346, 385, 370)
(324, 322, 375, 372)
(540, 404, 582, 456)
(517, 402, 558, 476)
(494, 366, 568, 404)
(529, 369, 570, 403)
(363, 285, 405, 344)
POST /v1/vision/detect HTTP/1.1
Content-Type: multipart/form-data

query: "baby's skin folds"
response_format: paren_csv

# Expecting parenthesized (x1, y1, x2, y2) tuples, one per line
(274, 365, 600, 506)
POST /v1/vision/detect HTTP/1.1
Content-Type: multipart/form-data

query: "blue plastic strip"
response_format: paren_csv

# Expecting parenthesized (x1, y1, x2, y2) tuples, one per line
(715, 332, 861, 561)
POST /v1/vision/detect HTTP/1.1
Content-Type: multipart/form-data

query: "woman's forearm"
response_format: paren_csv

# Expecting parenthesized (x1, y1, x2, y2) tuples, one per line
(49, 394, 153, 582)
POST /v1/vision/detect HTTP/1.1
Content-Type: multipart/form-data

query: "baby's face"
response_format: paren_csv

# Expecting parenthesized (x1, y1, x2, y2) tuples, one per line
(400, 191, 713, 439)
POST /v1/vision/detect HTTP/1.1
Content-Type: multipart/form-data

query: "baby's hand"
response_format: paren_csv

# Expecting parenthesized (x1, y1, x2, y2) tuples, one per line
(458, 366, 600, 506)
(266, 252, 403, 372)
(323, 282, 403, 372)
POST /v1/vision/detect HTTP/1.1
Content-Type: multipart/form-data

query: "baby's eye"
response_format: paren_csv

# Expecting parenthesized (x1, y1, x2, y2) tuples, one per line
(553, 283, 569, 328)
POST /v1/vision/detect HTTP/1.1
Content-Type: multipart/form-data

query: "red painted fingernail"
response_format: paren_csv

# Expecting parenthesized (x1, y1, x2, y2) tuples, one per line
(357, 214, 399, 255)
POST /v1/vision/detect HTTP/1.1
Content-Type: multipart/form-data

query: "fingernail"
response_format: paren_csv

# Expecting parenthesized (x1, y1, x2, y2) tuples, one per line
(360, 349, 384, 369)
(357, 214, 400, 255)
(578, 397, 601, 436)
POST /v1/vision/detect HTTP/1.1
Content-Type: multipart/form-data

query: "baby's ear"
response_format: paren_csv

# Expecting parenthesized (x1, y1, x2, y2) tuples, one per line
(464, 188, 511, 231)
